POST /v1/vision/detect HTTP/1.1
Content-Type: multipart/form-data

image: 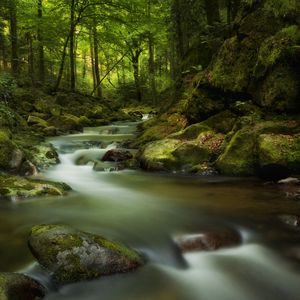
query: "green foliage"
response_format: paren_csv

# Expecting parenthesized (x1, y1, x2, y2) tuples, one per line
(0, 73, 16, 102)
(263, 0, 298, 18)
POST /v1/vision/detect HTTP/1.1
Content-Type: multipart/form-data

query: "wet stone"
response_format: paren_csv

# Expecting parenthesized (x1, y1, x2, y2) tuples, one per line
(174, 229, 241, 253)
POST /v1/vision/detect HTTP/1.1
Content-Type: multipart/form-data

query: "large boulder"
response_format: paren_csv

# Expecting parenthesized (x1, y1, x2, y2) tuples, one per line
(28, 224, 144, 284)
(0, 175, 71, 200)
(139, 139, 182, 171)
(215, 126, 257, 175)
(130, 114, 187, 148)
(0, 272, 45, 300)
(258, 133, 300, 173)
(202, 0, 300, 112)
(216, 121, 300, 176)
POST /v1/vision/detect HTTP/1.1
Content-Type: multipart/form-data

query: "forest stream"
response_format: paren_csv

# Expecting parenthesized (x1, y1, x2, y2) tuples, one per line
(1, 119, 300, 300)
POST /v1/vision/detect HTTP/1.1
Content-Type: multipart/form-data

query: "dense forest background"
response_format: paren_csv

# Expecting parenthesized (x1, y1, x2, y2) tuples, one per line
(0, 0, 299, 178)
(3, 0, 297, 106)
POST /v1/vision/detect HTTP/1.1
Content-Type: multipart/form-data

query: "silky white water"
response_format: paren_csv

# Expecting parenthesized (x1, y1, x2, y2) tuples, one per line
(1, 120, 300, 300)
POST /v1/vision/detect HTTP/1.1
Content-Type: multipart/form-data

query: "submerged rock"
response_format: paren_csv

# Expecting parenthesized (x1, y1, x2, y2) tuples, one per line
(0, 272, 45, 300)
(102, 149, 133, 162)
(28, 224, 144, 284)
(0, 175, 71, 200)
(174, 229, 241, 253)
(278, 215, 300, 228)
(93, 161, 119, 172)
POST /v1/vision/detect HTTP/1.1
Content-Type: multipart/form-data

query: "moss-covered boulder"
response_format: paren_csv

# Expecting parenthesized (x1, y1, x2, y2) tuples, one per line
(28, 224, 144, 284)
(131, 114, 187, 148)
(0, 272, 45, 300)
(202, 0, 300, 112)
(0, 175, 71, 200)
(215, 127, 257, 175)
(170, 123, 211, 140)
(139, 139, 182, 171)
(139, 129, 225, 172)
(27, 115, 49, 128)
(258, 133, 300, 173)
(177, 89, 225, 123)
(216, 120, 300, 176)
(48, 113, 83, 133)
(0, 129, 21, 172)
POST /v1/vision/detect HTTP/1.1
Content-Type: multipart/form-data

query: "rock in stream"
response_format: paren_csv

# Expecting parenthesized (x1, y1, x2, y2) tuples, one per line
(28, 224, 144, 284)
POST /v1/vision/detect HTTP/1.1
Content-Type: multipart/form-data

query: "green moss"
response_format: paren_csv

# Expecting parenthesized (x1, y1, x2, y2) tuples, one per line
(172, 143, 211, 165)
(28, 224, 144, 284)
(140, 139, 182, 171)
(258, 133, 300, 172)
(216, 127, 258, 175)
(170, 123, 211, 140)
(254, 25, 300, 78)
(263, 0, 298, 18)
(131, 114, 187, 148)
(0, 175, 70, 199)
(94, 236, 143, 264)
(0, 130, 18, 171)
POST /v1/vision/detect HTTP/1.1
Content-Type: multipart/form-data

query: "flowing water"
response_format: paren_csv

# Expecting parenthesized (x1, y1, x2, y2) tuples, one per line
(1, 120, 300, 299)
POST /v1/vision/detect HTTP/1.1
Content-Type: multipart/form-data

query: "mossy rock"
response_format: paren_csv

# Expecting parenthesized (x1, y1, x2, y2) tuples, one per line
(27, 115, 49, 128)
(202, 1, 299, 112)
(172, 143, 211, 165)
(48, 113, 83, 133)
(177, 89, 225, 123)
(201, 111, 238, 134)
(139, 139, 182, 171)
(0, 272, 45, 300)
(170, 123, 211, 140)
(258, 133, 300, 173)
(253, 64, 299, 112)
(216, 120, 300, 176)
(28, 224, 144, 284)
(0, 130, 20, 171)
(0, 174, 71, 200)
(131, 114, 187, 148)
(215, 127, 258, 175)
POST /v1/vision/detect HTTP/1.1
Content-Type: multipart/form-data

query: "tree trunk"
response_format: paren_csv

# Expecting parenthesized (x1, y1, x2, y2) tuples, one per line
(132, 50, 142, 102)
(9, 0, 18, 77)
(69, 0, 76, 91)
(27, 33, 34, 85)
(173, 0, 184, 60)
(148, 33, 157, 105)
(37, 0, 45, 83)
(54, 33, 70, 91)
(147, 0, 157, 105)
(93, 20, 102, 99)
(204, 0, 220, 25)
(89, 29, 96, 90)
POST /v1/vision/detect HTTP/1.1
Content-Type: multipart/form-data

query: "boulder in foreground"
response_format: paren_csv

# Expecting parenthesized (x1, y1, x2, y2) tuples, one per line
(28, 224, 144, 284)
(0, 272, 45, 300)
